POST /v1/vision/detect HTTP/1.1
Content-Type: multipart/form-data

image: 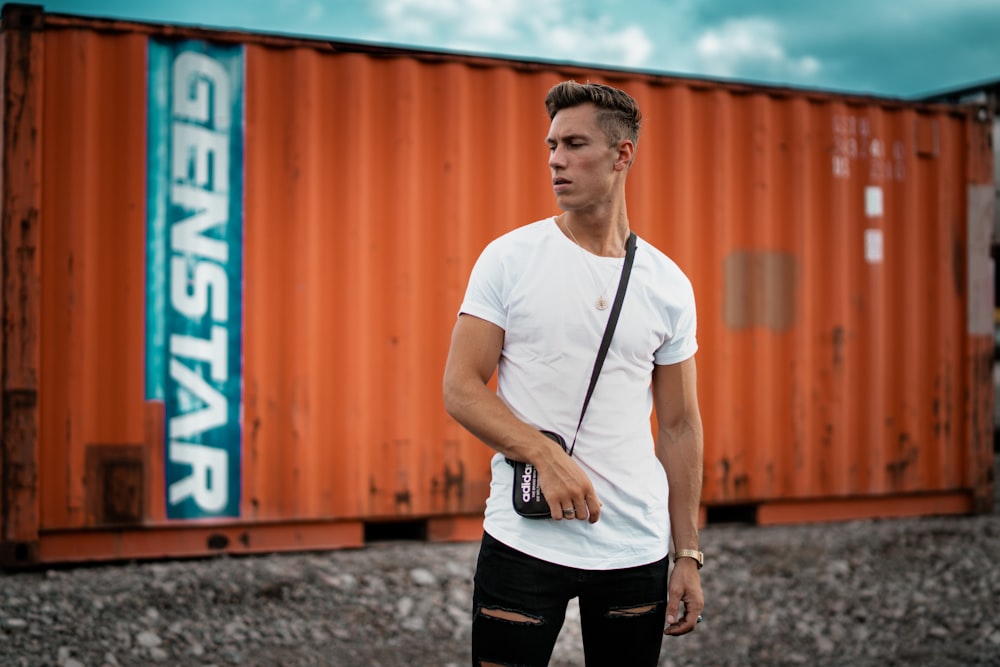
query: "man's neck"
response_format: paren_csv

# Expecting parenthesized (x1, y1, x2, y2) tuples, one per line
(560, 209, 630, 258)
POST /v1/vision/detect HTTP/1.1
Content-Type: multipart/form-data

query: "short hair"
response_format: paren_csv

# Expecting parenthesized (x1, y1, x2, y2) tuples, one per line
(544, 81, 642, 146)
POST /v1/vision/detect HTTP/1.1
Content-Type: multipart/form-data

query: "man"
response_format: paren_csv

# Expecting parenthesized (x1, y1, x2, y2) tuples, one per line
(442, 80, 704, 667)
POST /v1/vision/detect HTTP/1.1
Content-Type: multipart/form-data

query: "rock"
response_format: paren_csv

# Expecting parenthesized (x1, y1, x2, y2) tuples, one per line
(397, 596, 415, 616)
(410, 568, 437, 586)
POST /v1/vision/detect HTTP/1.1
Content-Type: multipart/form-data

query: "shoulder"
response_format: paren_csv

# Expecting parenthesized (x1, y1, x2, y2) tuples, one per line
(486, 218, 556, 250)
(477, 217, 560, 265)
(634, 235, 693, 291)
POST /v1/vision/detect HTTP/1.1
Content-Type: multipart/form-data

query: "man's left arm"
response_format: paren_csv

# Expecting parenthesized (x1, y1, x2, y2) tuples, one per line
(652, 356, 705, 636)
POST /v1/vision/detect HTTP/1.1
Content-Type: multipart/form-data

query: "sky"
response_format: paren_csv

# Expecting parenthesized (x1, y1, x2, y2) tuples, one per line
(44, 0, 1000, 98)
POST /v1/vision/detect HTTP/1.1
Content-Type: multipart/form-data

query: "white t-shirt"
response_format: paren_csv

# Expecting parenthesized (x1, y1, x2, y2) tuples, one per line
(459, 217, 698, 570)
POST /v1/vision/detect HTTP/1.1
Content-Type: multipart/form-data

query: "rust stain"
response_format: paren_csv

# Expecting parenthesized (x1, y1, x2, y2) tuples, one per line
(1, 390, 38, 540)
(394, 489, 412, 512)
(885, 434, 918, 490)
(442, 460, 464, 503)
(718, 458, 730, 497)
(718, 457, 750, 500)
(432, 459, 466, 508)
(831, 326, 845, 368)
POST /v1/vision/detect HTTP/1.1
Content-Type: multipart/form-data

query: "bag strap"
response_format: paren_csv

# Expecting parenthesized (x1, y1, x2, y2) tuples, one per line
(567, 231, 637, 456)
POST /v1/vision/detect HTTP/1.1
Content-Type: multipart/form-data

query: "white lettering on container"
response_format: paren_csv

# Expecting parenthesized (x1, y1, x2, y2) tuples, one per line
(166, 50, 233, 513)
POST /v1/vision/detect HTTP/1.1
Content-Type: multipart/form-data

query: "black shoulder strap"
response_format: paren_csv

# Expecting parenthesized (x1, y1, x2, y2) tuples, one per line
(567, 231, 637, 455)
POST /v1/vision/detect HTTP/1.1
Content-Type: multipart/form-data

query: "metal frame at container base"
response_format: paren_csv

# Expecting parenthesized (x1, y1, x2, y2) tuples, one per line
(744, 492, 974, 526)
(1, 515, 485, 568)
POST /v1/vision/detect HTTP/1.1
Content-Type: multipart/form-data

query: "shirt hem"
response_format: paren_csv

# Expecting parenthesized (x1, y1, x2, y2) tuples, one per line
(483, 524, 669, 571)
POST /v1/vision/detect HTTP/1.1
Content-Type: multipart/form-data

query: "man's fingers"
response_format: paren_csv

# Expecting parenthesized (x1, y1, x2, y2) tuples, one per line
(664, 595, 703, 636)
(539, 456, 600, 522)
(664, 612, 700, 636)
(550, 494, 599, 521)
(664, 601, 680, 627)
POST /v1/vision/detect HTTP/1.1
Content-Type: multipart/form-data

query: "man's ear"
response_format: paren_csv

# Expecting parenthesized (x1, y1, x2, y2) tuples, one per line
(614, 139, 635, 171)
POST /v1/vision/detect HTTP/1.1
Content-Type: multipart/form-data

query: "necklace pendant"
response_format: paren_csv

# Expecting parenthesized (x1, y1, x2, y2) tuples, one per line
(595, 296, 609, 311)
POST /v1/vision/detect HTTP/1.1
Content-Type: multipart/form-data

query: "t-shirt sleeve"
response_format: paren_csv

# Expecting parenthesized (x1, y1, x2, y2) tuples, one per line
(653, 277, 698, 365)
(458, 240, 507, 330)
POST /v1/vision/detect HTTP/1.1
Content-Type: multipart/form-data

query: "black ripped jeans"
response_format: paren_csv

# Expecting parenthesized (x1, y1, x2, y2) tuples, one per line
(472, 532, 669, 667)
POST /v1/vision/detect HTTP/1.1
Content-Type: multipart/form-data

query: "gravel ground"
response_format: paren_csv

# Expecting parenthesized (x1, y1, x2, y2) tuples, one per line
(1, 457, 997, 667)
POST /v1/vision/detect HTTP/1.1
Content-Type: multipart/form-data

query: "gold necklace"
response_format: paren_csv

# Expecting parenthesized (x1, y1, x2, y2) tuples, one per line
(562, 218, 624, 311)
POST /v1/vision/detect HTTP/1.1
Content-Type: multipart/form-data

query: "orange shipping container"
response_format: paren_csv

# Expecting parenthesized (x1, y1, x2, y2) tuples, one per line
(0, 5, 993, 566)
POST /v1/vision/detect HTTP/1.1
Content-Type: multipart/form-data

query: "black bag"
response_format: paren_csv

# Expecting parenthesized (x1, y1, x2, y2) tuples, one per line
(511, 431, 566, 518)
(506, 232, 637, 520)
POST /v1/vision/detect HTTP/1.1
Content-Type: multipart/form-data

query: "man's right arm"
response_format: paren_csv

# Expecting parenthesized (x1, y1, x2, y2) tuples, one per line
(442, 313, 600, 522)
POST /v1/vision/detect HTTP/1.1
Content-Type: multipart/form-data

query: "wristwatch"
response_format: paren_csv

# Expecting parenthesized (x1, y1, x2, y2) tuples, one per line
(672, 549, 704, 569)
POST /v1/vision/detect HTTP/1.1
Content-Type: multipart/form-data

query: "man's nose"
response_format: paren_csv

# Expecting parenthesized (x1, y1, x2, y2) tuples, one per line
(549, 146, 566, 168)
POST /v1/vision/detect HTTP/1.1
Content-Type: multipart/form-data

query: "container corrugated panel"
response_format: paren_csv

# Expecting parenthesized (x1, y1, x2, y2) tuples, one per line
(0, 6, 993, 565)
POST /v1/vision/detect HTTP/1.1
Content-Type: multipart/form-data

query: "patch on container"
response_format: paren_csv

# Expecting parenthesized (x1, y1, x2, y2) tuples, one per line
(865, 186, 883, 218)
(864, 229, 884, 264)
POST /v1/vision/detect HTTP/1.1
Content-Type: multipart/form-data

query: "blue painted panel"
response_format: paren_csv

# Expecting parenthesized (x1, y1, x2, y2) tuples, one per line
(146, 39, 244, 519)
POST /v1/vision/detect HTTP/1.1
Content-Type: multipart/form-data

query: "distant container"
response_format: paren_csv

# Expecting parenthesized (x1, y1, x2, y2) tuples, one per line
(0, 4, 993, 566)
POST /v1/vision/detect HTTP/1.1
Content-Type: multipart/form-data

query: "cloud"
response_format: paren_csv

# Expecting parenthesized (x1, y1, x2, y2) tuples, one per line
(547, 20, 652, 68)
(677, 0, 1000, 94)
(693, 18, 821, 83)
(371, 0, 653, 68)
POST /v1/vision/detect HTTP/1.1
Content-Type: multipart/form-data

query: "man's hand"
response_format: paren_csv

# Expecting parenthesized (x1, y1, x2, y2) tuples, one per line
(536, 443, 602, 523)
(664, 559, 704, 636)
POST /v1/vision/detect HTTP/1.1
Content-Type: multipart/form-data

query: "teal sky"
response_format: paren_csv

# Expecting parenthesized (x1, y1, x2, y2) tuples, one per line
(44, 0, 1000, 97)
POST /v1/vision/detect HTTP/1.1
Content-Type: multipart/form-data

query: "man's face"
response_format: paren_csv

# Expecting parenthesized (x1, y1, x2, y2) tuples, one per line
(546, 103, 622, 212)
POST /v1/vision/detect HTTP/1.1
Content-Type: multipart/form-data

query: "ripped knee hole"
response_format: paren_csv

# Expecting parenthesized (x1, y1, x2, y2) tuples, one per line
(477, 606, 544, 625)
(607, 603, 659, 618)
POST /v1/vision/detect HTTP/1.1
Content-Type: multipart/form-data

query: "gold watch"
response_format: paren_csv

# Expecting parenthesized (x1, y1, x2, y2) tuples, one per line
(672, 549, 704, 569)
